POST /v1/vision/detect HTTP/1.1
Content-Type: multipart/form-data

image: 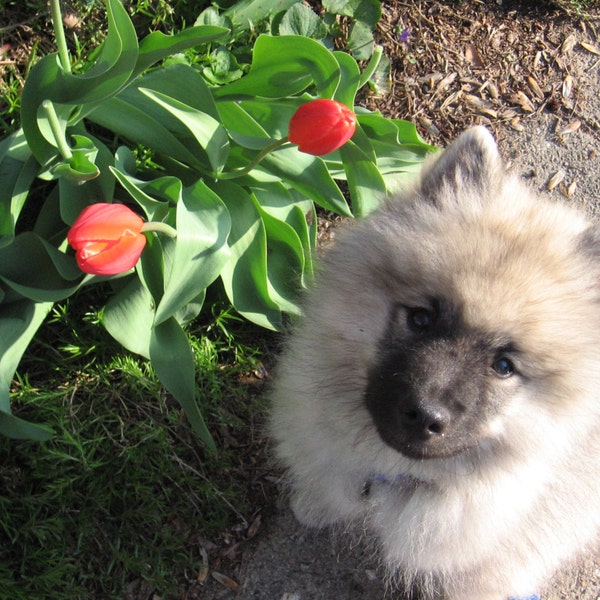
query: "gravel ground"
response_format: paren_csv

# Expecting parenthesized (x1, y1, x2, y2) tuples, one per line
(199, 9, 600, 599)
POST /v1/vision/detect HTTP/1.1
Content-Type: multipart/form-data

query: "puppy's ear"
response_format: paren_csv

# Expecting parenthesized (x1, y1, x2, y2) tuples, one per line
(420, 126, 503, 202)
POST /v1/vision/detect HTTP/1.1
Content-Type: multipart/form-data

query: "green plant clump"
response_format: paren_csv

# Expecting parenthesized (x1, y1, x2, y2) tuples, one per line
(0, 0, 435, 445)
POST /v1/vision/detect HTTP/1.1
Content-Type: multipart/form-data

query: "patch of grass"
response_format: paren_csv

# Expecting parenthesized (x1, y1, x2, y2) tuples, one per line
(1, 288, 272, 599)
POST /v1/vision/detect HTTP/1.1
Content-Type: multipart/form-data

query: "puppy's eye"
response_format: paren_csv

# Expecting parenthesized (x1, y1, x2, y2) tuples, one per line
(492, 357, 515, 378)
(407, 307, 435, 332)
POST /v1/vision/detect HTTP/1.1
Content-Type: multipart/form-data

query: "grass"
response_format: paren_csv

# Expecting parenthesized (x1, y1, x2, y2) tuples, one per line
(1, 287, 273, 599)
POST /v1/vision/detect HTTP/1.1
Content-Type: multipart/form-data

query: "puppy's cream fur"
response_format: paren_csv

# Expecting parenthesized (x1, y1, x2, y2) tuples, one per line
(270, 127, 600, 599)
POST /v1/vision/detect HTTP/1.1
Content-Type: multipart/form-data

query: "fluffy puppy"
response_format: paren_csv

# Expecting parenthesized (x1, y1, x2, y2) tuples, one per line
(269, 126, 600, 599)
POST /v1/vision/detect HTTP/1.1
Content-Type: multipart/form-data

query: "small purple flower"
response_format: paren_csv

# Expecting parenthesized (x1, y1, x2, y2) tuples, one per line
(399, 27, 411, 43)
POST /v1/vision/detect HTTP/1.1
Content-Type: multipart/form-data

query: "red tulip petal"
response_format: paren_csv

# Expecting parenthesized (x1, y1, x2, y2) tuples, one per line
(68, 203, 144, 249)
(288, 99, 356, 156)
(75, 233, 146, 275)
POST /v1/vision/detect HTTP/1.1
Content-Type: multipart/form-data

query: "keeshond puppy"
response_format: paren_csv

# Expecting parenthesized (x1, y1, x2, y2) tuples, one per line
(269, 126, 600, 599)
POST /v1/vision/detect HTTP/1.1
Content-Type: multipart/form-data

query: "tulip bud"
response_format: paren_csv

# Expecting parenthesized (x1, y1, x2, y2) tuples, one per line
(288, 99, 357, 156)
(67, 203, 147, 275)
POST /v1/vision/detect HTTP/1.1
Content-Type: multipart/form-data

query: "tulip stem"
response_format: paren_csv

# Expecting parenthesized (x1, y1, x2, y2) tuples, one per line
(50, 0, 72, 73)
(141, 221, 177, 238)
(42, 99, 73, 161)
(218, 137, 290, 180)
(358, 45, 383, 89)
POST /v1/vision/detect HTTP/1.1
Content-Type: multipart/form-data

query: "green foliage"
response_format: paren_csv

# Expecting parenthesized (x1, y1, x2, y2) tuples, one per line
(0, 297, 266, 599)
(0, 0, 435, 444)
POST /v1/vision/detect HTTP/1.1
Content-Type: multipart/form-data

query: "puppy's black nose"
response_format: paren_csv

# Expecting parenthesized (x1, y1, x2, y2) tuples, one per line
(401, 405, 450, 439)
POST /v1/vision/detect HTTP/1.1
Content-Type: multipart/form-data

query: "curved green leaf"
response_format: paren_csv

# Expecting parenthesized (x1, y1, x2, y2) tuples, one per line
(214, 35, 340, 100)
(134, 26, 229, 77)
(0, 148, 38, 248)
(339, 139, 386, 217)
(102, 278, 154, 359)
(149, 318, 215, 451)
(260, 146, 352, 217)
(154, 179, 231, 326)
(333, 50, 361, 108)
(213, 180, 283, 330)
(21, 0, 139, 164)
(139, 88, 230, 174)
(88, 96, 206, 171)
(110, 166, 172, 223)
(0, 233, 82, 302)
(0, 299, 54, 440)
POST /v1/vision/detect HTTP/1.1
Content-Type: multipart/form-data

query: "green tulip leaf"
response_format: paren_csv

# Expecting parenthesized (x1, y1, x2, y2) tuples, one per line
(227, 98, 301, 144)
(333, 50, 361, 109)
(338, 139, 386, 217)
(21, 0, 139, 164)
(52, 135, 101, 184)
(214, 35, 340, 100)
(88, 96, 206, 171)
(0, 146, 38, 248)
(111, 165, 174, 223)
(153, 179, 231, 326)
(253, 202, 305, 315)
(149, 318, 215, 451)
(139, 88, 230, 175)
(134, 26, 229, 77)
(0, 299, 54, 440)
(216, 101, 270, 150)
(0, 410, 54, 441)
(260, 146, 352, 217)
(250, 181, 315, 283)
(0, 233, 82, 302)
(213, 180, 283, 330)
(58, 134, 115, 225)
(89, 64, 228, 172)
(102, 277, 154, 359)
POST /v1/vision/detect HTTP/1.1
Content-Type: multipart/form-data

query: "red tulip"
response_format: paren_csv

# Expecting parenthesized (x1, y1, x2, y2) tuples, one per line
(288, 99, 357, 156)
(68, 203, 147, 275)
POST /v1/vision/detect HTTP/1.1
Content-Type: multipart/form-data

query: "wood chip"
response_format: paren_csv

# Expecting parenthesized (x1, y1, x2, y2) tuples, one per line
(526, 76, 544, 100)
(580, 41, 600, 55)
(247, 514, 262, 540)
(509, 117, 524, 132)
(465, 43, 485, 68)
(561, 34, 578, 54)
(197, 547, 209, 583)
(484, 81, 499, 100)
(508, 91, 535, 112)
(558, 120, 581, 136)
(211, 571, 240, 590)
(436, 72, 457, 93)
(419, 72, 443, 86)
(417, 116, 441, 138)
(547, 169, 566, 191)
(562, 75, 574, 99)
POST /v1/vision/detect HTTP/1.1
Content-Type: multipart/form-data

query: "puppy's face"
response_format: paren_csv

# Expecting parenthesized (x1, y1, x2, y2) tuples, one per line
(354, 127, 600, 462)
(364, 299, 514, 459)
